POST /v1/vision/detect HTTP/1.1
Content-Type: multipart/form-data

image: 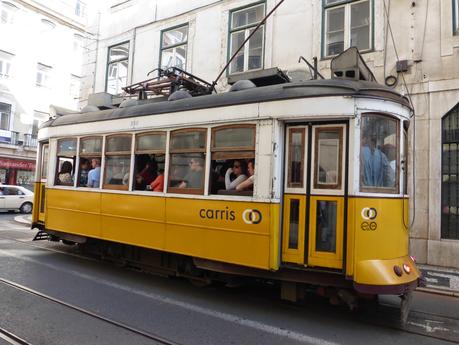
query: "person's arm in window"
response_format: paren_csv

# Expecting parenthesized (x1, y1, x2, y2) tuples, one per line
(236, 175, 254, 191)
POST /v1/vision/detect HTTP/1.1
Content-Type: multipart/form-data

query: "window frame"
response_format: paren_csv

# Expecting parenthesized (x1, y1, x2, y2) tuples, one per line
(322, 0, 373, 59)
(211, 124, 256, 160)
(103, 134, 132, 191)
(55, 138, 77, 187)
(0, 101, 11, 131)
(313, 126, 344, 190)
(1, 1, 19, 24)
(228, 1, 266, 75)
(105, 41, 130, 95)
(36, 63, 52, 88)
(159, 23, 189, 70)
(77, 136, 102, 188)
(286, 127, 306, 190)
(168, 128, 207, 195)
(359, 113, 400, 194)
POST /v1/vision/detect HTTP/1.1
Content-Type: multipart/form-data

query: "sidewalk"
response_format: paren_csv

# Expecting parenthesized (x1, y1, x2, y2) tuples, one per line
(15, 215, 459, 296)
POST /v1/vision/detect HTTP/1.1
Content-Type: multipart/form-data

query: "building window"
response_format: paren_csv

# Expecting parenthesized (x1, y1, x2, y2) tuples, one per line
(229, 3, 265, 74)
(0, 102, 11, 130)
(442, 104, 459, 240)
(0, 1, 18, 24)
(168, 129, 206, 194)
(323, 0, 372, 58)
(0, 50, 12, 79)
(70, 74, 81, 101)
(75, 0, 86, 17)
(106, 42, 129, 95)
(36, 63, 52, 88)
(160, 24, 188, 70)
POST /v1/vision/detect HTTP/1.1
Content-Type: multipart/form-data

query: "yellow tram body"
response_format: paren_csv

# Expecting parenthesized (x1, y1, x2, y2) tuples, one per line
(32, 76, 422, 307)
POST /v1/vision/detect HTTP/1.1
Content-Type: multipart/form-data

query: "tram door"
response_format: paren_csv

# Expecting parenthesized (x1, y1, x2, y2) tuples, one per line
(282, 124, 346, 269)
(36, 143, 49, 223)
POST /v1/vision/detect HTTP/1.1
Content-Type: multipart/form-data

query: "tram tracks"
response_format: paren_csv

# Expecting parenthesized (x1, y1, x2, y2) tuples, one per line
(0, 327, 31, 345)
(1, 232, 458, 344)
(0, 278, 180, 345)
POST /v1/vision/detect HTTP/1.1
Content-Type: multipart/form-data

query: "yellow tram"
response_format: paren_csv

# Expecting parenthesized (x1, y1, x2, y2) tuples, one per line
(32, 54, 422, 320)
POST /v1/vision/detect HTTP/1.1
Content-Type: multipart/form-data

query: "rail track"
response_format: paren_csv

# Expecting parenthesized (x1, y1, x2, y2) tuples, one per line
(0, 277, 180, 345)
(0, 327, 32, 345)
(0, 229, 458, 344)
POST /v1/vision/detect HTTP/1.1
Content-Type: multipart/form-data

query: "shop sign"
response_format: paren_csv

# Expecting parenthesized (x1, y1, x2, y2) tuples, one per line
(0, 158, 35, 170)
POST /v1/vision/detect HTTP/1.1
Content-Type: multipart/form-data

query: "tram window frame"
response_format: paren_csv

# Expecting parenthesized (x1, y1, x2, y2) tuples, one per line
(359, 113, 400, 194)
(286, 127, 306, 189)
(77, 136, 102, 188)
(134, 131, 166, 192)
(168, 128, 207, 195)
(313, 126, 343, 190)
(210, 124, 256, 196)
(103, 134, 132, 191)
(55, 138, 77, 186)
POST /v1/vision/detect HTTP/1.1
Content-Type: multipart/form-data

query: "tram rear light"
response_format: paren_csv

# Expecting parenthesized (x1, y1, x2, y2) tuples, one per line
(393, 265, 403, 277)
(410, 255, 416, 263)
(403, 264, 411, 274)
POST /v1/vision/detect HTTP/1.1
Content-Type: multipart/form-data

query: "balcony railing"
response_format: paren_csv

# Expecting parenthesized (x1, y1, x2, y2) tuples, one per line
(23, 133, 38, 148)
(0, 131, 19, 145)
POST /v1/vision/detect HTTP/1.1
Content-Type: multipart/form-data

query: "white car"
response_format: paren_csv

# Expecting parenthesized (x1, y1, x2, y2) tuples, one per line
(0, 185, 34, 213)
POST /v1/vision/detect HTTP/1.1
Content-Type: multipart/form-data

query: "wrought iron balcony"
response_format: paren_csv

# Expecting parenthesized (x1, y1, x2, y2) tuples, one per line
(23, 133, 38, 148)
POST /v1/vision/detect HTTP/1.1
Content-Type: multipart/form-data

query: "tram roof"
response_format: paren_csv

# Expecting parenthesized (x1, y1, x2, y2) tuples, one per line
(44, 79, 411, 128)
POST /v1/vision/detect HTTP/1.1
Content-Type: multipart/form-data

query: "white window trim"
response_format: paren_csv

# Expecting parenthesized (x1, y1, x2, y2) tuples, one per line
(323, 0, 372, 58)
(229, 3, 266, 75)
(160, 24, 189, 70)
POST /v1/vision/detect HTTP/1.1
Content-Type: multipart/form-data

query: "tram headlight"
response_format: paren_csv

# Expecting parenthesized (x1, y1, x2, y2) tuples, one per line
(393, 265, 403, 277)
(403, 264, 411, 274)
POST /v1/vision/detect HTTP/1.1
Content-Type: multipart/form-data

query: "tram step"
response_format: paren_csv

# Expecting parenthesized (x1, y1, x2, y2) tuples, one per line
(33, 230, 49, 241)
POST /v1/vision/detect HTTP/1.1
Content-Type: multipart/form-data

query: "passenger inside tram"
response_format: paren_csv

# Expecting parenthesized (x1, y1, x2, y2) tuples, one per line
(87, 158, 101, 188)
(57, 161, 73, 185)
(177, 157, 204, 188)
(225, 159, 248, 190)
(236, 159, 255, 191)
(361, 131, 393, 188)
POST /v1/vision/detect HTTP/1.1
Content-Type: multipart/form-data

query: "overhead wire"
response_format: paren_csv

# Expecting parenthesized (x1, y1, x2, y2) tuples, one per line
(382, 0, 416, 229)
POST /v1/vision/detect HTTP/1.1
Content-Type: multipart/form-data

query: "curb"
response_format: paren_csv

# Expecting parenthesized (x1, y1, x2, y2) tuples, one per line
(417, 287, 459, 298)
(14, 215, 32, 226)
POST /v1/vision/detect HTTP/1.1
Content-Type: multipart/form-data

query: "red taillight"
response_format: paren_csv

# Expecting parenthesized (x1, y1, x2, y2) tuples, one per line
(403, 264, 411, 274)
(394, 265, 403, 277)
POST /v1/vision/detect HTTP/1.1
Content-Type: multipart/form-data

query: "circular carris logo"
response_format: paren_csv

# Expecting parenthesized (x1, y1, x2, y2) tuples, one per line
(242, 209, 262, 224)
(361, 207, 377, 220)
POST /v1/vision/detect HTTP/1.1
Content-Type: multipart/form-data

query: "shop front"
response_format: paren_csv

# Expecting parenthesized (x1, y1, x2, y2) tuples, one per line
(0, 157, 36, 189)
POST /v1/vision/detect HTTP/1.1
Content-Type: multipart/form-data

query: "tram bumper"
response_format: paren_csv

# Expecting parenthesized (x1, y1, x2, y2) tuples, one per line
(352, 256, 422, 295)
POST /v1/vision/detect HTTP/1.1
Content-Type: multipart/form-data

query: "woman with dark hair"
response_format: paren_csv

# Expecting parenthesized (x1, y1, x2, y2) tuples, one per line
(225, 159, 248, 190)
(58, 161, 73, 184)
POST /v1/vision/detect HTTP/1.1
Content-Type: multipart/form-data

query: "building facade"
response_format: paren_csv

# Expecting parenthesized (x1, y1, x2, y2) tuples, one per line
(0, 0, 91, 188)
(80, 0, 459, 269)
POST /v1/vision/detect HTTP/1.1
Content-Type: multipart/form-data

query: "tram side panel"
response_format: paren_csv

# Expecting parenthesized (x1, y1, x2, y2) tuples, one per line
(348, 197, 420, 290)
(43, 188, 278, 271)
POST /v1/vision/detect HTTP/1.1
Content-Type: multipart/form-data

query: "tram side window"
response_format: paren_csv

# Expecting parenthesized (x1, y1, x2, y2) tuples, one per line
(168, 129, 206, 194)
(314, 127, 343, 190)
(210, 125, 255, 196)
(78, 137, 102, 188)
(360, 114, 399, 193)
(103, 135, 132, 190)
(55, 138, 77, 186)
(134, 132, 166, 191)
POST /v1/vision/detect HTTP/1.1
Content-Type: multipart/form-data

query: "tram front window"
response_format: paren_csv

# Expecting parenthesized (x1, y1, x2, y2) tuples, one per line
(360, 114, 399, 193)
